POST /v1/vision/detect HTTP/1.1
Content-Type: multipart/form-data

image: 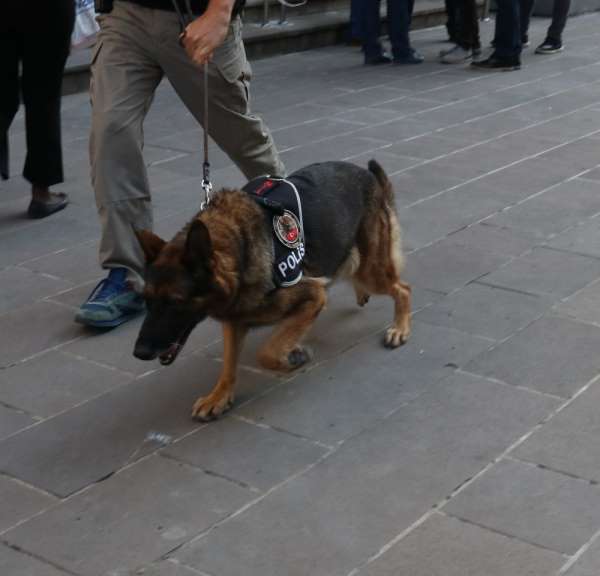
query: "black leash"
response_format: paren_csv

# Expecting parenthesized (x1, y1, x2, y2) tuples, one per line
(170, 0, 213, 210)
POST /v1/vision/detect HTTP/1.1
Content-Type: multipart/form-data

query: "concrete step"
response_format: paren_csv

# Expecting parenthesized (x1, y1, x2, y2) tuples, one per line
(63, 0, 456, 95)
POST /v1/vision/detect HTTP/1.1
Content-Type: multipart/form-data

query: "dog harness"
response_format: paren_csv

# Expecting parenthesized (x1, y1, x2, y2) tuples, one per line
(243, 176, 305, 287)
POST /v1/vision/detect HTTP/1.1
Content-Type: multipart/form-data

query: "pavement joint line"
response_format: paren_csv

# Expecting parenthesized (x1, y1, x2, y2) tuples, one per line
(58, 348, 138, 379)
(470, 278, 551, 300)
(0, 353, 138, 443)
(167, 558, 216, 576)
(455, 367, 566, 402)
(394, 101, 600, 190)
(157, 452, 262, 494)
(0, 540, 81, 576)
(504, 454, 600, 486)
(398, 126, 600, 253)
(160, 445, 338, 561)
(232, 414, 335, 451)
(345, 508, 440, 576)
(536, 243, 600, 263)
(267, 59, 597, 154)
(0, 399, 41, 421)
(559, 525, 600, 574)
(0, 472, 59, 503)
(437, 510, 573, 558)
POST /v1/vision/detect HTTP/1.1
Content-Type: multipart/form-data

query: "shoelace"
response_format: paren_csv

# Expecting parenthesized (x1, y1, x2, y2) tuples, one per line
(89, 269, 128, 303)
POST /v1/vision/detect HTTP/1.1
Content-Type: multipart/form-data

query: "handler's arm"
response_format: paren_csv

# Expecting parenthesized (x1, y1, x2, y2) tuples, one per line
(182, 0, 236, 67)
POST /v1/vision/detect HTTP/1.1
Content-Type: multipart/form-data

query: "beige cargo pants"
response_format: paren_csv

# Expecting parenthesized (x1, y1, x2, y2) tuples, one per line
(90, 1, 285, 288)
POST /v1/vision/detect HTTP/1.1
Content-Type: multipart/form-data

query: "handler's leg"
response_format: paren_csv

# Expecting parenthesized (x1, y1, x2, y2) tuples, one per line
(158, 14, 285, 179)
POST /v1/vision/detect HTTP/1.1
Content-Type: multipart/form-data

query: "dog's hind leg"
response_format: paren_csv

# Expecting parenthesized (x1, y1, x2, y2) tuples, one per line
(384, 280, 411, 348)
(257, 279, 327, 372)
(192, 322, 247, 421)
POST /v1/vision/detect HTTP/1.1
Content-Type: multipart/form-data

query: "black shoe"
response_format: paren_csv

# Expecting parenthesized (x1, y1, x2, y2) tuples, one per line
(522, 35, 530, 47)
(470, 54, 521, 71)
(364, 53, 392, 65)
(394, 49, 424, 65)
(535, 38, 563, 54)
(27, 192, 69, 219)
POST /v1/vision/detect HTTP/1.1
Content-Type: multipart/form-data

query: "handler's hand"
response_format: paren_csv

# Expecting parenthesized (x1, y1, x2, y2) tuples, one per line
(182, 6, 231, 67)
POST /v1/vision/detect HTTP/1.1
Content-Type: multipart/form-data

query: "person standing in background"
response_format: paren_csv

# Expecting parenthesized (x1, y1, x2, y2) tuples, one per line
(521, 0, 571, 54)
(363, 0, 423, 65)
(0, 1, 75, 218)
(439, 0, 482, 63)
(471, 0, 522, 70)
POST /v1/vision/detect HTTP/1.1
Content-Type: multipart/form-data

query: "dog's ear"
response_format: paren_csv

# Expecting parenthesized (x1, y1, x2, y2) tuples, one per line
(135, 229, 166, 263)
(183, 219, 213, 274)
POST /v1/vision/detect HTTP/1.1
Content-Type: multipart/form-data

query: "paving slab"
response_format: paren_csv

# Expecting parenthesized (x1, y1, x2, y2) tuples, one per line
(0, 301, 85, 369)
(482, 177, 600, 241)
(444, 458, 600, 555)
(0, 350, 133, 418)
(0, 405, 36, 441)
(358, 512, 565, 576)
(479, 246, 600, 300)
(175, 371, 559, 576)
(465, 314, 600, 398)
(164, 417, 327, 492)
(554, 277, 600, 326)
(514, 379, 600, 483)
(415, 282, 551, 340)
(404, 238, 509, 294)
(0, 353, 276, 497)
(0, 545, 69, 576)
(235, 321, 493, 445)
(0, 475, 56, 533)
(546, 214, 600, 259)
(563, 536, 600, 576)
(3, 455, 253, 576)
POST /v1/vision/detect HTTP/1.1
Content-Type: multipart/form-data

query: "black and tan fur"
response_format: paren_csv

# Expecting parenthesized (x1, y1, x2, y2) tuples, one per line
(133, 160, 411, 421)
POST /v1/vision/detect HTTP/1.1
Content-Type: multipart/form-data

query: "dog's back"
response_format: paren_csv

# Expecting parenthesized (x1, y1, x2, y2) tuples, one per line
(288, 161, 383, 278)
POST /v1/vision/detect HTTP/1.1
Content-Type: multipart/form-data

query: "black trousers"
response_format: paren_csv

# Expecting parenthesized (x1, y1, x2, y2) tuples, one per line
(0, 1, 75, 186)
(521, 0, 571, 42)
(454, 0, 481, 50)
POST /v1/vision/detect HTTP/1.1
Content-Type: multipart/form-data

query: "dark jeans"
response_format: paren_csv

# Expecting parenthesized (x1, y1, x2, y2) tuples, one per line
(445, 0, 459, 40)
(455, 0, 481, 50)
(521, 0, 571, 42)
(0, 1, 75, 185)
(363, 0, 416, 60)
(350, 0, 366, 40)
(494, 0, 522, 58)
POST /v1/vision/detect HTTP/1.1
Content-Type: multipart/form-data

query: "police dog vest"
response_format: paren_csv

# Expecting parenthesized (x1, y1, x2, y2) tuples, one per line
(243, 176, 305, 287)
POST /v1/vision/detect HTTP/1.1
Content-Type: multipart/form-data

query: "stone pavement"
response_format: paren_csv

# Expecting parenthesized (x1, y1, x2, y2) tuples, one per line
(4, 13, 600, 576)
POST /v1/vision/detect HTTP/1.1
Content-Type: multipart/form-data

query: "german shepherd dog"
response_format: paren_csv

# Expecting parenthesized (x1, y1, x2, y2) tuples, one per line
(133, 160, 411, 421)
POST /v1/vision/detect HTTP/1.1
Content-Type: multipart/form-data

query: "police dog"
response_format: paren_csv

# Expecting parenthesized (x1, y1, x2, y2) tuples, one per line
(133, 160, 411, 421)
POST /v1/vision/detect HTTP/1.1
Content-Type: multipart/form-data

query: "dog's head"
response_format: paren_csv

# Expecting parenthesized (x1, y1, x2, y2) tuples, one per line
(133, 220, 214, 366)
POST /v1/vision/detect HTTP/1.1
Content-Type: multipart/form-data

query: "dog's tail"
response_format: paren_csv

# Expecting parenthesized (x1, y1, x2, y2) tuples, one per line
(368, 159, 394, 204)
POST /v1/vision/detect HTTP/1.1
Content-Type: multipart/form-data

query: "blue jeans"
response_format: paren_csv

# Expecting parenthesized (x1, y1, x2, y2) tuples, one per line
(363, 0, 415, 60)
(494, 0, 522, 58)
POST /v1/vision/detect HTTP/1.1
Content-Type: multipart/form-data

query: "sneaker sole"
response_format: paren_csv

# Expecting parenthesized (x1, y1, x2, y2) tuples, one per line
(535, 47, 563, 54)
(75, 309, 144, 328)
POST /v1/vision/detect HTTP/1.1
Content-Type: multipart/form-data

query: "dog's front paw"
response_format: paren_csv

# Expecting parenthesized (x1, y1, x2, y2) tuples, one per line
(288, 345, 313, 369)
(384, 326, 410, 348)
(192, 391, 234, 421)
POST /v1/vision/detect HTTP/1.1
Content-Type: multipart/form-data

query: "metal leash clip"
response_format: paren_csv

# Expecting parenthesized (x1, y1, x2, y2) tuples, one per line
(201, 158, 213, 211)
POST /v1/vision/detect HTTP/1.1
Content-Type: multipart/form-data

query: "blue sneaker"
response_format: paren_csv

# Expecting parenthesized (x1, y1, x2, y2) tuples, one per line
(75, 268, 145, 328)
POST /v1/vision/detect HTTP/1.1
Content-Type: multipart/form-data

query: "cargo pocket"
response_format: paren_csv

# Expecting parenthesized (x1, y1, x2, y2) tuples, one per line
(212, 17, 249, 85)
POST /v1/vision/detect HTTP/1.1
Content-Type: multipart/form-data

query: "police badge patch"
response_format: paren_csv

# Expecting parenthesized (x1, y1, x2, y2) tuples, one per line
(242, 176, 305, 287)
(274, 210, 302, 249)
